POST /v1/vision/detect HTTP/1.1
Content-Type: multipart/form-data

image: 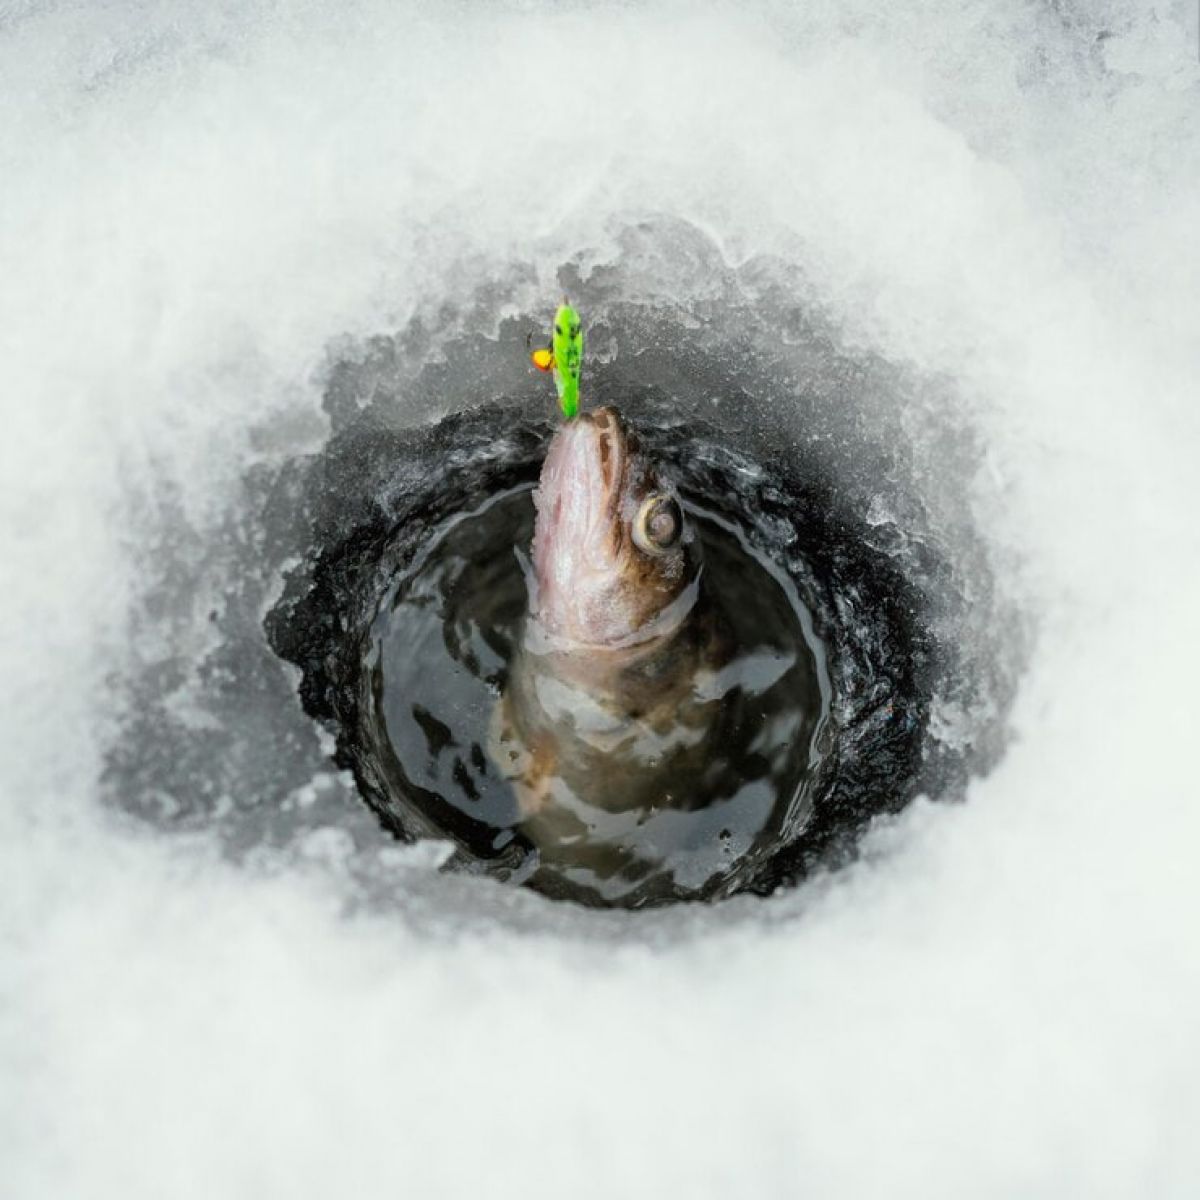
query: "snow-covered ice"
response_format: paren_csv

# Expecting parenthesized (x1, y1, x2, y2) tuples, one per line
(2, 2, 1199, 1196)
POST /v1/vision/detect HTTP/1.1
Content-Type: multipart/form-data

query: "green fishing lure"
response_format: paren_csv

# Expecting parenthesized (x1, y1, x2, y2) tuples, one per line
(531, 303, 584, 419)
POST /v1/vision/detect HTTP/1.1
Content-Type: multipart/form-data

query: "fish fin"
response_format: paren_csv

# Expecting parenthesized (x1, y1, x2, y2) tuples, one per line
(487, 694, 556, 817)
(531, 348, 554, 371)
(516, 738, 558, 817)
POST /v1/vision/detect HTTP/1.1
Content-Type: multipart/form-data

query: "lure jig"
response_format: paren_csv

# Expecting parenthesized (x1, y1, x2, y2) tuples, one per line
(531, 303, 584, 419)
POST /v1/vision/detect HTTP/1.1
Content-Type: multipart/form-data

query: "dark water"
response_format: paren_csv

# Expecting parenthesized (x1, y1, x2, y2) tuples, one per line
(365, 486, 832, 907)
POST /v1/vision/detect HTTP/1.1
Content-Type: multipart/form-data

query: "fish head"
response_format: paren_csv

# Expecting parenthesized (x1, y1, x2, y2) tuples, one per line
(530, 406, 697, 647)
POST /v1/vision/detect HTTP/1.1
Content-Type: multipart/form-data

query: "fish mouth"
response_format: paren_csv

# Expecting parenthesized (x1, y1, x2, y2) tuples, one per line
(543, 406, 629, 552)
(564, 406, 628, 505)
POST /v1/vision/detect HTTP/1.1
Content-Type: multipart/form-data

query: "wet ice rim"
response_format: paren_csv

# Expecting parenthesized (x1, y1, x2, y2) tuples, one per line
(105, 220, 1024, 913)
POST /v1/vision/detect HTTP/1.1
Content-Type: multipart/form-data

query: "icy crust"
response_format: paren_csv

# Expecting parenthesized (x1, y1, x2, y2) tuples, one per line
(262, 259, 1017, 898)
(106, 222, 1019, 896)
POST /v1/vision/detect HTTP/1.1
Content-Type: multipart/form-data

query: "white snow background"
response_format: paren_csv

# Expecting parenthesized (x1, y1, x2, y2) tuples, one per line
(2, 1, 1199, 1196)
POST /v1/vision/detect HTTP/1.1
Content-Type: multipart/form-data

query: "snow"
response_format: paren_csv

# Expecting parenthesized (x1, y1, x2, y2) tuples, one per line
(2, 1, 1199, 1196)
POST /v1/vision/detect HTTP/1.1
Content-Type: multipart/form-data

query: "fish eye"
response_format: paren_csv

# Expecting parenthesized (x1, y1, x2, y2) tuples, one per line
(554, 324, 563, 336)
(633, 495, 683, 555)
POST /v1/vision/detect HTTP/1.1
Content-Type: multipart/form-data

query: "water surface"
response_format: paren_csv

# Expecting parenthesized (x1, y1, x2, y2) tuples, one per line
(367, 485, 832, 907)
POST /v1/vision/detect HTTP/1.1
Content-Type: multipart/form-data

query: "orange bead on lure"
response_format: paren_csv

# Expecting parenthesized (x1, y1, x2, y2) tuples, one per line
(530, 304, 583, 419)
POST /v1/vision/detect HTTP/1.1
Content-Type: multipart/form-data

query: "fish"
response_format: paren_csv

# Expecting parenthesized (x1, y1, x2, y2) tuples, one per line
(489, 405, 734, 874)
